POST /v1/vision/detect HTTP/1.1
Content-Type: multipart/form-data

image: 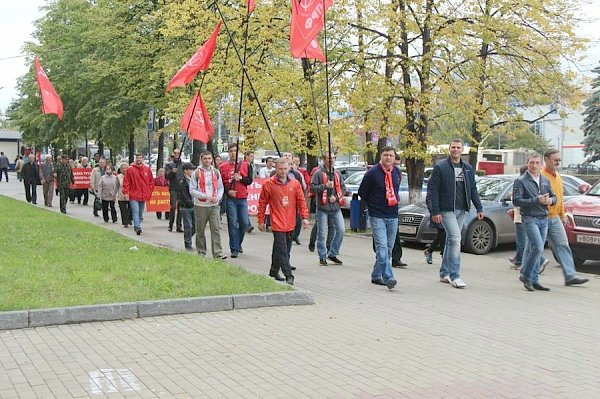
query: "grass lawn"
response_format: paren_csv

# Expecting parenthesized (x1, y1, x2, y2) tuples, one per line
(0, 195, 288, 312)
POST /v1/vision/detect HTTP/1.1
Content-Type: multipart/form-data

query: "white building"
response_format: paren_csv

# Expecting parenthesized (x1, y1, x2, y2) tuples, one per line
(0, 130, 23, 168)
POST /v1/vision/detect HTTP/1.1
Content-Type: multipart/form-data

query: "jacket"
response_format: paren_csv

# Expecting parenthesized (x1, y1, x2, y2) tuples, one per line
(177, 177, 195, 209)
(257, 175, 309, 232)
(220, 160, 251, 199)
(310, 166, 346, 214)
(358, 162, 401, 218)
(189, 166, 224, 207)
(512, 172, 556, 218)
(122, 162, 154, 201)
(99, 173, 119, 201)
(55, 163, 74, 189)
(428, 157, 483, 216)
(22, 162, 40, 185)
(165, 158, 184, 191)
(89, 167, 105, 193)
(116, 174, 128, 201)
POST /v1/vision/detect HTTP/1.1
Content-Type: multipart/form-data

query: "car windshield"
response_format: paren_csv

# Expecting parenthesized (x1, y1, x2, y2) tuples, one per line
(345, 171, 365, 185)
(476, 177, 510, 201)
(587, 182, 600, 196)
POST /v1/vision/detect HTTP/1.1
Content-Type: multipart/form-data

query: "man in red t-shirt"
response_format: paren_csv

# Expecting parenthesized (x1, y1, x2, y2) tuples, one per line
(258, 158, 309, 285)
(219, 144, 253, 258)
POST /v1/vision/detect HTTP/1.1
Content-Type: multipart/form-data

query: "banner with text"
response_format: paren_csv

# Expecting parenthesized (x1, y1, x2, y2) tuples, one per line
(247, 178, 267, 216)
(72, 168, 92, 189)
(146, 186, 171, 212)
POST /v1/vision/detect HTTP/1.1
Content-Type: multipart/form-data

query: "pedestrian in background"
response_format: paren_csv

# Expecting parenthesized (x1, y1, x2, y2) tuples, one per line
(89, 158, 106, 217)
(153, 168, 170, 221)
(40, 154, 55, 207)
(178, 162, 197, 251)
(258, 158, 309, 285)
(14, 156, 24, 182)
(54, 155, 74, 214)
(165, 149, 184, 232)
(123, 153, 155, 235)
(99, 164, 118, 223)
(116, 162, 131, 228)
(22, 154, 39, 205)
(0, 151, 9, 182)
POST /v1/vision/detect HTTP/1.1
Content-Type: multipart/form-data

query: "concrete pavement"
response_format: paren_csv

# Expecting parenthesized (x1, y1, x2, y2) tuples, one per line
(1, 174, 600, 398)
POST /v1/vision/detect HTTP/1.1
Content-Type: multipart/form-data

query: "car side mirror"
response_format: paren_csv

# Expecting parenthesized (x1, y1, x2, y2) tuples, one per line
(579, 183, 591, 194)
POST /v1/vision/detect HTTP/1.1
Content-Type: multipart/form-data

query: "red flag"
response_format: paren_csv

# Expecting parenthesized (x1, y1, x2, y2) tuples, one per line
(179, 91, 214, 143)
(34, 57, 64, 119)
(166, 21, 221, 92)
(301, 39, 326, 62)
(290, 0, 333, 60)
(247, 0, 255, 14)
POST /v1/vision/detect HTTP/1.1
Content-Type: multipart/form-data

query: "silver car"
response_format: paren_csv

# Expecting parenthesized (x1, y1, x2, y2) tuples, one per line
(398, 174, 586, 254)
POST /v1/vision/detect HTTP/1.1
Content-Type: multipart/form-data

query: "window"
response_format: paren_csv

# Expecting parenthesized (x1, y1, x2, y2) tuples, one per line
(530, 121, 544, 136)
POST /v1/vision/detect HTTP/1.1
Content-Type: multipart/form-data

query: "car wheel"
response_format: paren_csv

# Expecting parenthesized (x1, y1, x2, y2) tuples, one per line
(464, 220, 494, 255)
(573, 255, 586, 268)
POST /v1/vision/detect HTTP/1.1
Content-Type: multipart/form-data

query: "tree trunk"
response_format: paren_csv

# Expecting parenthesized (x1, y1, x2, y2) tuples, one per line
(192, 140, 206, 166)
(128, 131, 135, 164)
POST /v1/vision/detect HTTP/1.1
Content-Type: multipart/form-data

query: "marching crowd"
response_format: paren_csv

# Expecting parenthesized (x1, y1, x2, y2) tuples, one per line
(9, 139, 590, 291)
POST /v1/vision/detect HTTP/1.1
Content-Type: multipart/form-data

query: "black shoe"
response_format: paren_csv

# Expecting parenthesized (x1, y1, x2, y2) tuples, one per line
(566, 277, 589, 286)
(532, 282, 550, 291)
(247, 226, 254, 233)
(285, 276, 294, 285)
(269, 271, 284, 281)
(290, 266, 296, 271)
(371, 279, 386, 286)
(219, 255, 228, 260)
(94, 213, 99, 217)
(113, 220, 117, 223)
(327, 256, 343, 265)
(32, 202, 37, 205)
(319, 258, 328, 266)
(60, 210, 66, 214)
(176, 228, 184, 233)
(185, 246, 194, 251)
(392, 261, 408, 268)
(386, 279, 397, 290)
(238, 248, 244, 254)
(308, 243, 315, 252)
(104, 219, 109, 223)
(168, 226, 173, 232)
(231, 252, 238, 258)
(523, 282, 534, 291)
(136, 229, 142, 236)
(294, 237, 301, 245)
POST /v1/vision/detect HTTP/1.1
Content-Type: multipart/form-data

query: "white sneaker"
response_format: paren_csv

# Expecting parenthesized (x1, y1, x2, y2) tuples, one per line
(538, 258, 549, 274)
(439, 275, 452, 284)
(451, 278, 466, 288)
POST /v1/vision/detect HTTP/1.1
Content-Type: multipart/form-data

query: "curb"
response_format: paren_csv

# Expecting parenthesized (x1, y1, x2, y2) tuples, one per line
(0, 289, 314, 331)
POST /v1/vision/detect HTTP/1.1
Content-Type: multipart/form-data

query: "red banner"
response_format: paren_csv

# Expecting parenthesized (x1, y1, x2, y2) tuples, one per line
(146, 186, 171, 212)
(72, 168, 92, 189)
(247, 178, 267, 216)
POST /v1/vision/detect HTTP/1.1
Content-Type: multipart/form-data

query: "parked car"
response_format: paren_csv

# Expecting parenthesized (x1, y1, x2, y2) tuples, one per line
(564, 163, 600, 175)
(564, 181, 600, 266)
(342, 171, 427, 212)
(398, 174, 586, 255)
(334, 165, 368, 181)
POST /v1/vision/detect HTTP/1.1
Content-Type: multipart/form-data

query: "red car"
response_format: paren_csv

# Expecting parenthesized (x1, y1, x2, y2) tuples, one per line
(564, 180, 600, 266)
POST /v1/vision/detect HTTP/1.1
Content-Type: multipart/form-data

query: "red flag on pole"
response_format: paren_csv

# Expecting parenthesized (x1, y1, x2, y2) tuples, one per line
(289, 0, 333, 61)
(247, 0, 255, 14)
(34, 57, 64, 119)
(179, 91, 214, 143)
(166, 21, 221, 92)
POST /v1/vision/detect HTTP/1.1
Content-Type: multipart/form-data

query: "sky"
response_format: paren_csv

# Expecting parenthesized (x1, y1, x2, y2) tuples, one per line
(1, 0, 600, 116)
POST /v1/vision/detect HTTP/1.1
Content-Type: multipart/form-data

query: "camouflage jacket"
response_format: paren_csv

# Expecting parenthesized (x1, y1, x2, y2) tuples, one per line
(55, 163, 74, 189)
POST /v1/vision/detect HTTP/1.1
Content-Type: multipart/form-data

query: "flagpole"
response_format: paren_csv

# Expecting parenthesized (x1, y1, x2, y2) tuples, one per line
(303, 57, 324, 158)
(322, 0, 332, 175)
(212, 2, 281, 157)
(237, 11, 251, 137)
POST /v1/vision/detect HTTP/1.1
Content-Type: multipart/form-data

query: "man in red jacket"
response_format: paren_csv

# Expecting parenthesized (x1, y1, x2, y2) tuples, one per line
(122, 153, 155, 235)
(258, 159, 309, 285)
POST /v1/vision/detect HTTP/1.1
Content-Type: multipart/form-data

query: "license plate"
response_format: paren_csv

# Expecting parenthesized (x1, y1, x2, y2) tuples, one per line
(399, 225, 417, 234)
(576, 234, 600, 245)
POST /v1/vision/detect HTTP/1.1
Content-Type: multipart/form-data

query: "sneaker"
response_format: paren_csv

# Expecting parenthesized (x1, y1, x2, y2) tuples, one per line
(308, 243, 315, 252)
(439, 275, 452, 284)
(136, 229, 142, 236)
(538, 258, 549, 275)
(451, 278, 466, 289)
(386, 279, 397, 290)
(231, 251, 238, 258)
(319, 258, 328, 266)
(424, 249, 433, 264)
(285, 276, 295, 285)
(327, 256, 343, 265)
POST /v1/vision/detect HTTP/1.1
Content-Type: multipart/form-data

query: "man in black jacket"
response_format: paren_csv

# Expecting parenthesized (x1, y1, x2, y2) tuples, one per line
(178, 163, 196, 251)
(428, 139, 484, 289)
(165, 149, 184, 232)
(22, 154, 40, 204)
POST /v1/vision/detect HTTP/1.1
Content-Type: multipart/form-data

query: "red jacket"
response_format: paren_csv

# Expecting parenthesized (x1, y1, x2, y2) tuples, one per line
(258, 175, 309, 232)
(123, 163, 155, 201)
(220, 160, 250, 199)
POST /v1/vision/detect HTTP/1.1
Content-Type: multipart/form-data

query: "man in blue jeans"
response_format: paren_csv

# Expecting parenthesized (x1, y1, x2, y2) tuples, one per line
(541, 149, 589, 286)
(513, 153, 556, 291)
(428, 139, 484, 289)
(310, 152, 346, 266)
(359, 146, 401, 289)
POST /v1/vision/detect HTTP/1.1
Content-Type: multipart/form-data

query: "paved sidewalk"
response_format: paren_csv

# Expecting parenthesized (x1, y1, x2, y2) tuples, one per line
(1, 175, 600, 398)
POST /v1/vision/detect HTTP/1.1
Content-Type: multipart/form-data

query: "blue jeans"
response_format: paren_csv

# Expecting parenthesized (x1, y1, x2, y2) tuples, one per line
(547, 216, 577, 282)
(316, 209, 344, 259)
(226, 197, 249, 253)
(370, 217, 398, 282)
(440, 210, 467, 280)
(514, 222, 526, 265)
(521, 216, 548, 284)
(180, 207, 195, 248)
(521, 241, 546, 284)
(129, 200, 145, 230)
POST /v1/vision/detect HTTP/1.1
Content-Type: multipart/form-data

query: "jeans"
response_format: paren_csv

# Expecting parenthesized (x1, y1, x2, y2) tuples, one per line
(521, 216, 548, 284)
(180, 207, 196, 249)
(271, 231, 294, 278)
(514, 222, 526, 265)
(370, 217, 398, 282)
(316, 209, 344, 259)
(547, 216, 577, 282)
(130, 200, 145, 230)
(226, 197, 249, 253)
(520, 241, 546, 284)
(440, 210, 467, 280)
